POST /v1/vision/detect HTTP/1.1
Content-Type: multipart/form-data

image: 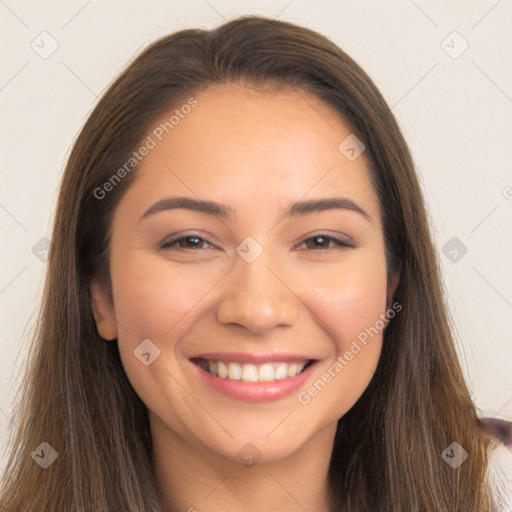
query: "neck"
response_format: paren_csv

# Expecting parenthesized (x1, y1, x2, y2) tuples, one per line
(151, 413, 336, 512)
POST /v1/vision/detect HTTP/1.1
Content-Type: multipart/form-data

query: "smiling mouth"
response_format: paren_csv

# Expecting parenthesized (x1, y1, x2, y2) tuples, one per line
(191, 358, 315, 382)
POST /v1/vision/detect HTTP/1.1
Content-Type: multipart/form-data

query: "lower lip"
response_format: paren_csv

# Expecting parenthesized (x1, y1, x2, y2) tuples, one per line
(189, 360, 317, 403)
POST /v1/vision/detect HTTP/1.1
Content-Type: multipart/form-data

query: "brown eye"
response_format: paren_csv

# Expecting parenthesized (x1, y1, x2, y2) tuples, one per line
(298, 234, 355, 251)
(160, 234, 215, 251)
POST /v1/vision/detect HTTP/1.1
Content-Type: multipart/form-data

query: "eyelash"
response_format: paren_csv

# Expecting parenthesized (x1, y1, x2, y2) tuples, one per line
(159, 232, 356, 252)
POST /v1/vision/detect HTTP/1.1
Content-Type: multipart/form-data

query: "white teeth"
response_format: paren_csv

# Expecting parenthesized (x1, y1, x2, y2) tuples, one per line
(258, 364, 274, 382)
(241, 364, 258, 382)
(287, 363, 298, 377)
(200, 359, 310, 381)
(208, 360, 218, 377)
(274, 363, 288, 380)
(217, 361, 228, 378)
(228, 362, 241, 380)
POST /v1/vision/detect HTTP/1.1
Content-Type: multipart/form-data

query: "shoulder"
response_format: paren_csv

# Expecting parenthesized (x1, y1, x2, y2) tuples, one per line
(487, 441, 512, 510)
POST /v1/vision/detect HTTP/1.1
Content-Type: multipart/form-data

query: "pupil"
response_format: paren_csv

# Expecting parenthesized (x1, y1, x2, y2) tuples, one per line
(184, 236, 200, 248)
(309, 236, 327, 249)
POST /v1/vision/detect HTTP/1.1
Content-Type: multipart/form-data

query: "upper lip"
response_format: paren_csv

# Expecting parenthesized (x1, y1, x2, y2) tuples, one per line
(189, 352, 317, 364)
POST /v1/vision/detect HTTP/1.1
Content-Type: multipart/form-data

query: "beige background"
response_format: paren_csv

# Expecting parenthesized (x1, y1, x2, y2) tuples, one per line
(1, 0, 511, 470)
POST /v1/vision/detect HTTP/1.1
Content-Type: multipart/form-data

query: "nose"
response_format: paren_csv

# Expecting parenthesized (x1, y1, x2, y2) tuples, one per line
(216, 250, 300, 335)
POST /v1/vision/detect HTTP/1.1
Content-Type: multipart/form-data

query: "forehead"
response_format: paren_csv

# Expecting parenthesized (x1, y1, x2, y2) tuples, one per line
(122, 83, 381, 227)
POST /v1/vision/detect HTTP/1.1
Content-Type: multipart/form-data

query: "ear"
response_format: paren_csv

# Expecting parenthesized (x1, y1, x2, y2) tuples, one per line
(386, 270, 400, 309)
(90, 278, 118, 341)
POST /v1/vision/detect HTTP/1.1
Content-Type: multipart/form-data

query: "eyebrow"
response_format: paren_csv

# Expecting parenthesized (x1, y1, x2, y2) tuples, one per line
(139, 196, 373, 224)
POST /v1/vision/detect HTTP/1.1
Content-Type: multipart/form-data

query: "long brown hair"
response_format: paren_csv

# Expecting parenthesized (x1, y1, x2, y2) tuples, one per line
(0, 14, 502, 511)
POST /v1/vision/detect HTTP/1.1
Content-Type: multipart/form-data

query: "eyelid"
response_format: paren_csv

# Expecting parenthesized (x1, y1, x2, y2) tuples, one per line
(159, 231, 217, 250)
(293, 232, 355, 250)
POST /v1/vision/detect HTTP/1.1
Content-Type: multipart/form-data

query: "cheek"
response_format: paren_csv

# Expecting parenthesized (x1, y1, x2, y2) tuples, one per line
(295, 249, 389, 351)
(292, 250, 388, 412)
(111, 256, 217, 342)
(110, 257, 216, 412)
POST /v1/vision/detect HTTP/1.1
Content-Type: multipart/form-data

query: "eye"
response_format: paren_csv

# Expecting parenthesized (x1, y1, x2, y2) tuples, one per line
(159, 233, 215, 251)
(296, 234, 355, 251)
(159, 232, 355, 252)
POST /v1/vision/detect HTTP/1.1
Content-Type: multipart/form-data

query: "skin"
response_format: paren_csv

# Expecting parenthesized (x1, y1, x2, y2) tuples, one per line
(92, 82, 399, 512)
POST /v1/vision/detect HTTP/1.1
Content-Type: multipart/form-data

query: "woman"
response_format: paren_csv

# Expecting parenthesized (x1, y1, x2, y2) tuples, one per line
(1, 14, 510, 512)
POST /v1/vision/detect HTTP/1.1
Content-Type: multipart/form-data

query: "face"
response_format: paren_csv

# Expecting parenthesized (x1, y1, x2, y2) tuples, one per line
(92, 82, 399, 465)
